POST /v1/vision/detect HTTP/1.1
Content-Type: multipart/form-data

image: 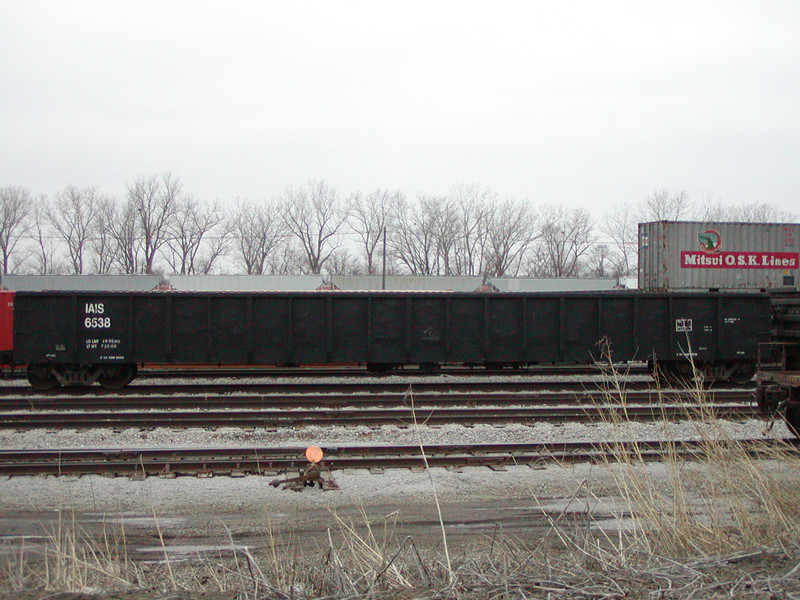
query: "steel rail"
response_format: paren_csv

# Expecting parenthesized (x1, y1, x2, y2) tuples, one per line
(0, 438, 792, 477)
(0, 403, 758, 430)
(0, 389, 753, 411)
(0, 378, 746, 398)
(137, 364, 650, 378)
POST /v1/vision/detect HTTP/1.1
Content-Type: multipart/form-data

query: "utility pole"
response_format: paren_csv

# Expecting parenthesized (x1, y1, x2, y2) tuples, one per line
(381, 227, 387, 290)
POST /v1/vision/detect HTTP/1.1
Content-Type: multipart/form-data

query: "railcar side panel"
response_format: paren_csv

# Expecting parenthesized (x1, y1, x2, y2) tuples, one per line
(292, 296, 327, 363)
(669, 296, 717, 360)
(562, 296, 599, 363)
(132, 296, 169, 363)
(447, 297, 483, 363)
(524, 297, 561, 362)
(409, 296, 446, 364)
(11, 291, 774, 382)
(209, 296, 249, 363)
(76, 295, 132, 364)
(251, 296, 291, 364)
(170, 296, 209, 363)
(598, 296, 637, 360)
(13, 295, 73, 363)
(330, 296, 369, 362)
(720, 295, 772, 357)
(486, 297, 523, 363)
(369, 296, 406, 363)
(636, 297, 671, 361)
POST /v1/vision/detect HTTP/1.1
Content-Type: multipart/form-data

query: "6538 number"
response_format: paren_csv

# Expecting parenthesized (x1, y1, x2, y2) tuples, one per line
(85, 317, 111, 328)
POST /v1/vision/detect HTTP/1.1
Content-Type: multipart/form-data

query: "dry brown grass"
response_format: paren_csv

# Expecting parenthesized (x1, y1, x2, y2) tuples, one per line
(592, 344, 800, 561)
(0, 510, 143, 593)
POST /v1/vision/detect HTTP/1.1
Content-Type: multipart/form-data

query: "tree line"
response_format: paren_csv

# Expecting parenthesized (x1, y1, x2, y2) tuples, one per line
(0, 176, 794, 279)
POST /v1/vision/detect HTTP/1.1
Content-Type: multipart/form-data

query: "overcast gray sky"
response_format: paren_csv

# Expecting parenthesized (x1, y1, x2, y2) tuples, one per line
(2, 1, 799, 216)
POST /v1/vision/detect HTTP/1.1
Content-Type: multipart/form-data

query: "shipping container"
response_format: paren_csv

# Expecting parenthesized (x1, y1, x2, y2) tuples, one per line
(168, 274, 325, 291)
(490, 278, 619, 292)
(0, 274, 162, 291)
(331, 275, 485, 291)
(639, 221, 800, 291)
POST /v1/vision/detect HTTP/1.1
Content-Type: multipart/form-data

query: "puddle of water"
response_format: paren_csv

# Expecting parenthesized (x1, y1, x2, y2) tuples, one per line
(590, 517, 639, 533)
(532, 498, 630, 517)
(0, 535, 48, 555)
(83, 515, 187, 528)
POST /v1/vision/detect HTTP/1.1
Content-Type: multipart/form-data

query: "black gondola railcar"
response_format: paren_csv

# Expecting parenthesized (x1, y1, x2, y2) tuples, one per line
(10, 290, 772, 389)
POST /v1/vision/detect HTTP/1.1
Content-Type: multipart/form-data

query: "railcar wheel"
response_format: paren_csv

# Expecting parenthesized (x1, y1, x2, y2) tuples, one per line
(97, 364, 137, 389)
(26, 365, 59, 390)
(653, 361, 694, 386)
(366, 362, 395, 374)
(728, 364, 756, 385)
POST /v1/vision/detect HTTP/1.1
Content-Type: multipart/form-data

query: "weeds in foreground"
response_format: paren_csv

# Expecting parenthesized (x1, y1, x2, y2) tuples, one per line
(4, 357, 800, 598)
(2, 510, 142, 592)
(593, 342, 800, 560)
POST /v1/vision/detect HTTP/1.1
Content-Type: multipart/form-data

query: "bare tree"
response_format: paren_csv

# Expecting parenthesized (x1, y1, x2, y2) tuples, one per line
(109, 200, 140, 274)
(126, 172, 181, 274)
(729, 202, 796, 222)
(483, 197, 536, 278)
(0, 186, 32, 273)
(391, 194, 440, 275)
(47, 185, 104, 274)
(600, 202, 638, 276)
(595, 190, 690, 278)
(90, 196, 119, 274)
(449, 183, 495, 276)
(193, 226, 230, 274)
(323, 248, 363, 277)
(281, 180, 347, 275)
(586, 243, 614, 278)
(347, 189, 401, 275)
(529, 205, 594, 277)
(29, 194, 67, 274)
(638, 189, 692, 222)
(163, 196, 228, 274)
(429, 197, 461, 275)
(266, 243, 307, 275)
(698, 194, 797, 222)
(228, 199, 285, 274)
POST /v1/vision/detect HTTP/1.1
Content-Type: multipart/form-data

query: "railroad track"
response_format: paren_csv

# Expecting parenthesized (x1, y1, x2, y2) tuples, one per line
(0, 388, 753, 411)
(0, 402, 758, 430)
(0, 438, 792, 478)
(0, 378, 746, 398)
(136, 364, 652, 379)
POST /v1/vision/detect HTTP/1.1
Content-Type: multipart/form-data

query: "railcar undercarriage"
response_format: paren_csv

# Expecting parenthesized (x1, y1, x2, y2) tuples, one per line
(26, 363, 137, 390)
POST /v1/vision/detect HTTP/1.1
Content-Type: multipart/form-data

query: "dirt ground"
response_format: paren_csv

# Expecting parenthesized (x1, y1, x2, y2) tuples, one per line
(3, 459, 800, 599)
(0, 461, 625, 555)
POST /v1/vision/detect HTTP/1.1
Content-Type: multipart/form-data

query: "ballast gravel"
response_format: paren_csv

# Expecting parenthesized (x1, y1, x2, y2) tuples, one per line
(0, 416, 788, 452)
(0, 415, 791, 513)
(0, 374, 791, 538)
